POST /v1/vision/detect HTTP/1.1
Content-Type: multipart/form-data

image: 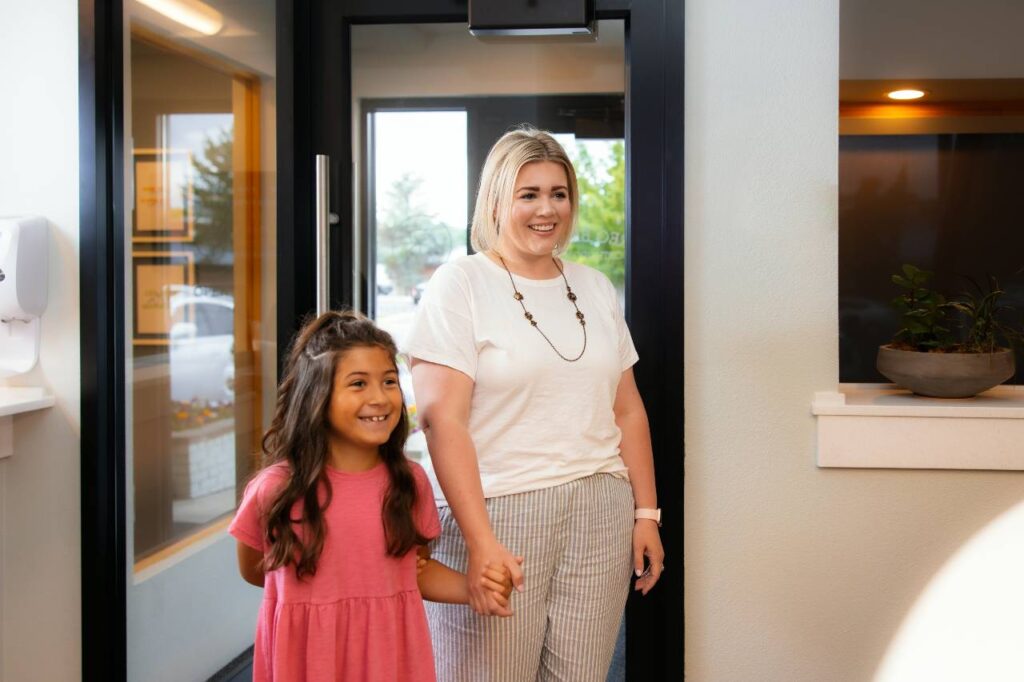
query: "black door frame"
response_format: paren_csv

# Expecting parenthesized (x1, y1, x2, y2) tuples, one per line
(280, 1, 684, 677)
(80, 0, 128, 678)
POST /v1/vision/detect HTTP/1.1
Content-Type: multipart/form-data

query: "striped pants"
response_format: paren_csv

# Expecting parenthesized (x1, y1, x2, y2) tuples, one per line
(426, 473, 634, 682)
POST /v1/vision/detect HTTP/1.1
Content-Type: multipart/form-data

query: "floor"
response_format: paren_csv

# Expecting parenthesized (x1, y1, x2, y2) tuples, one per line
(208, 647, 253, 682)
(206, 621, 625, 681)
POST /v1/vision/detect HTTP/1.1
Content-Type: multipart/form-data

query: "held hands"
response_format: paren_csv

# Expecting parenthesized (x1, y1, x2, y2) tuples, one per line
(467, 541, 525, 617)
(632, 519, 665, 596)
(479, 562, 515, 610)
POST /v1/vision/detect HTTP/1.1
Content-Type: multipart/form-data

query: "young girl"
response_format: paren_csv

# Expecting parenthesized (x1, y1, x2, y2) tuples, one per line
(230, 310, 512, 682)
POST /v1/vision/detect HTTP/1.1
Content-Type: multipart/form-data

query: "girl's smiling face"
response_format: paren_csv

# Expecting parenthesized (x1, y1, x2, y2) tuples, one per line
(327, 345, 403, 460)
(497, 160, 573, 262)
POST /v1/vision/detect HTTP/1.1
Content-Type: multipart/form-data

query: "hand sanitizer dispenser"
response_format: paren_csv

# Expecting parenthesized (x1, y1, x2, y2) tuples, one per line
(0, 217, 48, 377)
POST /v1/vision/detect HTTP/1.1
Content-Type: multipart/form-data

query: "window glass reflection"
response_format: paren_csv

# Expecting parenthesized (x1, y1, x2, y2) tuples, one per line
(129, 32, 272, 564)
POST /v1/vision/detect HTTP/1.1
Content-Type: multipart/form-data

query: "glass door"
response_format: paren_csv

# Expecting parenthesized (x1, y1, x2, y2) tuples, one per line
(291, 1, 684, 676)
(122, 1, 278, 678)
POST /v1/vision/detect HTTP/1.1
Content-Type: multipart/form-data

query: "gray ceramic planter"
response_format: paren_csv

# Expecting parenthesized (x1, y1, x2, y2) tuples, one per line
(876, 345, 1016, 398)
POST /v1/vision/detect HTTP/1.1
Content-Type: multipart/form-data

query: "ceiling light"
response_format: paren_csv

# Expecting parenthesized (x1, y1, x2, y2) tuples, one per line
(135, 0, 224, 36)
(887, 89, 926, 101)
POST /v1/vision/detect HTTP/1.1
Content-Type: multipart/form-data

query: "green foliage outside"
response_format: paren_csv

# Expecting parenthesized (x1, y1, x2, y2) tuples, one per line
(377, 173, 459, 292)
(564, 140, 625, 290)
(191, 128, 234, 262)
(375, 140, 626, 294)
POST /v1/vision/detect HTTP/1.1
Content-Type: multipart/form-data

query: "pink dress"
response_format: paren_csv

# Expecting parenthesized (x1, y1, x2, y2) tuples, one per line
(229, 460, 441, 682)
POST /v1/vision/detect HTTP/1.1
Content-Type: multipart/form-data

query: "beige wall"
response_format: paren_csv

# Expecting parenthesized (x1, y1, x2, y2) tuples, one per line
(840, 0, 1024, 79)
(0, 0, 81, 679)
(351, 22, 624, 100)
(685, 0, 1024, 680)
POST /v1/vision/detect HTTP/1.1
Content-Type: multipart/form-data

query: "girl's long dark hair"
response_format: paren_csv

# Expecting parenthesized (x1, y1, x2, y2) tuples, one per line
(260, 310, 428, 579)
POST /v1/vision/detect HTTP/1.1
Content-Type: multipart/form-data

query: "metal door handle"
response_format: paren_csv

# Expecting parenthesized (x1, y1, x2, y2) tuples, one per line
(315, 154, 330, 314)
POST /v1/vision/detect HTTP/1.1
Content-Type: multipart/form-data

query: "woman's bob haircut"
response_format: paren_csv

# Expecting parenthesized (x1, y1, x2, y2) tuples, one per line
(470, 126, 579, 255)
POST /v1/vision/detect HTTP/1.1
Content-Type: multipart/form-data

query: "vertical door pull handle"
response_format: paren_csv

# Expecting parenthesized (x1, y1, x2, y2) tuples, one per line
(315, 155, 330, 314)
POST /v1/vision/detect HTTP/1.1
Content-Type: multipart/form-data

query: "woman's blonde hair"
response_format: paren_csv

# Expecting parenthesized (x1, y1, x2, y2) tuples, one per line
(470, 126, 579, 255)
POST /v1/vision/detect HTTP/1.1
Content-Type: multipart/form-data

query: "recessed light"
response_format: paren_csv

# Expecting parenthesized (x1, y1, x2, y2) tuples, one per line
(887, 89, 926, 101)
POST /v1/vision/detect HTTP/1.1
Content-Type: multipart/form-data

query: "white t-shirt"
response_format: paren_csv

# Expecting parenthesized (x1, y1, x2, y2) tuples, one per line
(405, 253, 638, 503)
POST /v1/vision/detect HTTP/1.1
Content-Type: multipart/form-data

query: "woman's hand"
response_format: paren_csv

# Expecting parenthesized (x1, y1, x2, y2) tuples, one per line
(479, 562, 514, 610)
(632, 520, 665, 596)
(467, 541, 524, 617)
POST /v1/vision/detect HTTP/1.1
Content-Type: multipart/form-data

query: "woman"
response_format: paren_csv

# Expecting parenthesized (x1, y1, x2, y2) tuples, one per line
(406, 127, 663, 681)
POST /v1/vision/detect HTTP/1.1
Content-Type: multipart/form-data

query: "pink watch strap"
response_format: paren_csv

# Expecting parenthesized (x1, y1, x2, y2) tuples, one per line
(634, 508, 662, 526)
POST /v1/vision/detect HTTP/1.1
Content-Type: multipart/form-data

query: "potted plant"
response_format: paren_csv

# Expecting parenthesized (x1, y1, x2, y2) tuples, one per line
(876, 265, 1022, 398)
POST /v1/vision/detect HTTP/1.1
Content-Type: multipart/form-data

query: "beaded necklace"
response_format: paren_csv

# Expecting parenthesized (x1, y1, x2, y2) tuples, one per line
(495, 252, 587, 362)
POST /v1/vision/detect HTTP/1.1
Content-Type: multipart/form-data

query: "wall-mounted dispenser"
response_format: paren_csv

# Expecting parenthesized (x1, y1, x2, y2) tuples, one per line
(0, 217, 48, 378)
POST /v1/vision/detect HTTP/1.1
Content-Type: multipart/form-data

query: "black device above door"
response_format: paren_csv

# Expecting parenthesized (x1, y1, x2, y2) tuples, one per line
(278, 1, 684, 677)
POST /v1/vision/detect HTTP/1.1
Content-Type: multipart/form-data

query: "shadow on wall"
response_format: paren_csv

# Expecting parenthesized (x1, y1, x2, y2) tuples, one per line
(873, 499, 1024, 681)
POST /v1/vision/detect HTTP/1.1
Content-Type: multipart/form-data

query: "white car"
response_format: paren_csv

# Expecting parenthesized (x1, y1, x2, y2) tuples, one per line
(168, 288, 235, 404)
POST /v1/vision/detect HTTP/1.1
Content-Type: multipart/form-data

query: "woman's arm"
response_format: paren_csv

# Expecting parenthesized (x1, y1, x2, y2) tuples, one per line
(411, 359, 525, 616)
(614, 367, 665, 596)
(236, 541, 265, 587)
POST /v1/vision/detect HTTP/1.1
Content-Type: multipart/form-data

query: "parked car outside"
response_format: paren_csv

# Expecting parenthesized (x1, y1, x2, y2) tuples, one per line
(168, 287, 235, 404)
(376, 264, 394, 295)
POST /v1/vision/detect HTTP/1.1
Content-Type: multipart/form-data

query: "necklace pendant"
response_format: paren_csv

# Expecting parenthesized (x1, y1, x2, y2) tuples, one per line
(494, 250, 586, 362)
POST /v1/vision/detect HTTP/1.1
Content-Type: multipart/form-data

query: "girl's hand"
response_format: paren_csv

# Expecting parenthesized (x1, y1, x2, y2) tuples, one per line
(467, 541, 525, 617)
(480, 561, 516, 605)
(416, 556, 428, 575)
(632, 520, 665, 596)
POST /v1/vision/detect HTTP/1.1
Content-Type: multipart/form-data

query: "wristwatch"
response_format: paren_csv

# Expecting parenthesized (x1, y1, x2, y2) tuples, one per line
(634, 508, 662, 526)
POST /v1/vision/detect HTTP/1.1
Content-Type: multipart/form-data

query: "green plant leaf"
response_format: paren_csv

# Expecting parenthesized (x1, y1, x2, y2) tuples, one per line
(892, 274, 916, 289)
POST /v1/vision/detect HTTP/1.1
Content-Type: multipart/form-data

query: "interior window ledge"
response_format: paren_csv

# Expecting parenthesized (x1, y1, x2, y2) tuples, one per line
(812, 383, 1024, 471)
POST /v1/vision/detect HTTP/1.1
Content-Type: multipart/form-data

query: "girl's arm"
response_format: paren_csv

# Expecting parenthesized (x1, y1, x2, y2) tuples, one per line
(236, 541, 265, 587)
(416, 547, 513, 606)
(411, 360, 525, 616)
(614, 367, 665, 596)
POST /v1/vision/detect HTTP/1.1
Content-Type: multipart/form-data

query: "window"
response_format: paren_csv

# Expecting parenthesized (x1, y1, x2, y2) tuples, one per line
(359, 94, 626, 461)
(839, 3, 1024, 384)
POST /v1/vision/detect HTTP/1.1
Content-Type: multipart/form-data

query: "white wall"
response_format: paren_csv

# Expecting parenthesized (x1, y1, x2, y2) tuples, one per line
(0, 0, 81, 680)
(685, 1, 1024, 680)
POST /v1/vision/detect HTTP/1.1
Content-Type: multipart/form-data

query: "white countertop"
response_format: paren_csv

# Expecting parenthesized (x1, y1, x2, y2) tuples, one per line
(0, 386, 56, 417)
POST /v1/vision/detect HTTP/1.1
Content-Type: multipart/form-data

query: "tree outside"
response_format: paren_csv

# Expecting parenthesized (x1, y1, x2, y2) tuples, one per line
(190, 127, 234, 265)
(564, 139, 625, 290)
(377, 173, 460, 293)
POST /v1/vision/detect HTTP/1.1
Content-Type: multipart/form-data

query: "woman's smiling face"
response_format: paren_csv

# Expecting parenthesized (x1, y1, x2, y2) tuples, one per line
(497, 160, 573, 262)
